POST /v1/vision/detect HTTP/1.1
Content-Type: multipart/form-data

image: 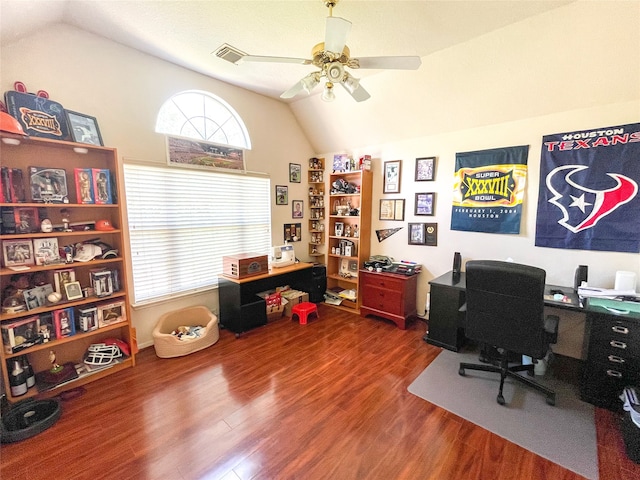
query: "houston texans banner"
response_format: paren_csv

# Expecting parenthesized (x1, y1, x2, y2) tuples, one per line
(451, 145, 529, 234)
(535, 122, 640, 253)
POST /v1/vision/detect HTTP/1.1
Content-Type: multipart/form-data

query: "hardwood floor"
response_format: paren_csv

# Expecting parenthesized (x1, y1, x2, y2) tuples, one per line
(2, 304, 638, 480)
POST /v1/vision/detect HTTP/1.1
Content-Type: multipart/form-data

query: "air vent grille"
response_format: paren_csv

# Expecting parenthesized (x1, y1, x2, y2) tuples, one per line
(213, 44, 247, 64)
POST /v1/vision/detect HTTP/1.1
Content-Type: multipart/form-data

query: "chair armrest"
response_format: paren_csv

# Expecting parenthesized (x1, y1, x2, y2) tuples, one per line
(545, 314, 559, 344)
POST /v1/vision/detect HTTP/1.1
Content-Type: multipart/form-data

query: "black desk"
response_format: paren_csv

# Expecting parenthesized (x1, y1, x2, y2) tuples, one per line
(426, 270, 640, 410)
(218, 262, 313, 336)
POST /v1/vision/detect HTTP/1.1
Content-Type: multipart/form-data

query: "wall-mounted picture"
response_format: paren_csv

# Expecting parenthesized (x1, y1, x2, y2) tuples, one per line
(289, 163, 301, 183)
(379, 199, 405, 221)
(415, 192, 435, 216)
(415, 156, 436, 181)
(383, 160, 402, 194)
(408, 223, 425, 245)
(284, 223, 302, 242)
(167, 135, 245, 171)
(424, 223, 438, 246)
(276, 185, 288, 205)
(292, 200, 304, 218)
(66, 110, 104, 146)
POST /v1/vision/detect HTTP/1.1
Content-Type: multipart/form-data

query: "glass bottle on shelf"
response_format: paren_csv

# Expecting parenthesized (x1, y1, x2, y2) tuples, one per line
(9, 359, 27, 397)
(21, 355, 35, 389)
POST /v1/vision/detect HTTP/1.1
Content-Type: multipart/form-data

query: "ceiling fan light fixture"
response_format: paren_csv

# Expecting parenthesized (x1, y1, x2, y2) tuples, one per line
(321, 82, 336, 102)
(326, 62, 345, 83)
(301, 72, 321, 94)
(342, 73, 360, 94)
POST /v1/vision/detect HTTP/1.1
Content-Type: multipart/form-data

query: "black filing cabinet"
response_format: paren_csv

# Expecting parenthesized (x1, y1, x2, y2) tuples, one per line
(581, 310, 640, 410)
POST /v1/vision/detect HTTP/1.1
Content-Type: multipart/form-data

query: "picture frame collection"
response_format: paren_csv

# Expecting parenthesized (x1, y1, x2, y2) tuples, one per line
(379, 156, 439, 245)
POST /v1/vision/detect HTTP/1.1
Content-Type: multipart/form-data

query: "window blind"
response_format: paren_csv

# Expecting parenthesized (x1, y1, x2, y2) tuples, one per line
(123, 163, 271, 305)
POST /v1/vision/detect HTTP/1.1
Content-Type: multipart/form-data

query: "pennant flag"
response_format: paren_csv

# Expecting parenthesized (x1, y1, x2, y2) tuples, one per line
(535, 123, 640, 253)
(451, 145, 529, 234)
(376, 228, 403, 242)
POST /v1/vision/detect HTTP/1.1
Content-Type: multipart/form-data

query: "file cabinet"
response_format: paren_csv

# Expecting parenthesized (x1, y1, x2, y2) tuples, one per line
(360, 269, 417, 329)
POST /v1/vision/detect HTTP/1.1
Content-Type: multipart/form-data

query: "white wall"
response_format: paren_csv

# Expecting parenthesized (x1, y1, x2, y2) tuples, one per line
(1, 24, 316, 347)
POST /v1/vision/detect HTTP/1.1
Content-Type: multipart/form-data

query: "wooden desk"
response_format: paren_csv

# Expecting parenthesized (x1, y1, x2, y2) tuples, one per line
(426, 270, 640, 411)
(218, 262, 313, 336)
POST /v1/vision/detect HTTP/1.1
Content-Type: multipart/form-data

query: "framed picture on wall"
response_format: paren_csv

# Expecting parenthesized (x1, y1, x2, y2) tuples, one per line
(415, 156, 436, 181)
(408, 223, 425, 245)
(289, 163, 301, 183)
(276, 185, 288, 205)
(415, 192, 435, 216)
(379, 199, 405, 221)
(292, 200, 303, 218)
(383, 160, 402, 194)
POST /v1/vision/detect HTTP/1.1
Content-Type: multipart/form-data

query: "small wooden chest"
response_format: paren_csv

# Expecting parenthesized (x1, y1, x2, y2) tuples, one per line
(223, 253, 268, 279)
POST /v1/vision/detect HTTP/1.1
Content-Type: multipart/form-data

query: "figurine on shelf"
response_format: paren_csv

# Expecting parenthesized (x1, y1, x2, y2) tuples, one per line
(49, 350, 63, 374)
(60, 208, 72, 232)
(353, 225, 359, 238)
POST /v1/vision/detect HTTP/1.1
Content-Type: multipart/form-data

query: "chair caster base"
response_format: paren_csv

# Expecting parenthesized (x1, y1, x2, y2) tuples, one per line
(497, 394, 505, 405)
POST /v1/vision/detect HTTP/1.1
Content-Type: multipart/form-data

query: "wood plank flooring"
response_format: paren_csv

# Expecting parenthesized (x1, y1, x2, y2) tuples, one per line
(1, 304, 638, 480)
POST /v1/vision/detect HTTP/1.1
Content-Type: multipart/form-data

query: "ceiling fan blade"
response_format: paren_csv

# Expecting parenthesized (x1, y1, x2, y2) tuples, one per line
(280, 80, 306, 99)
(353, 56, 422, 70)
(341, 82, 371, 102)
(240, 55, 311, 65)
(325, 16, 352, 54)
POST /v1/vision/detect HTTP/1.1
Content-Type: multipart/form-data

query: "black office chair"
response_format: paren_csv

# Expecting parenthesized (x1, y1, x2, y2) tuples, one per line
(458, 260, 558, 406)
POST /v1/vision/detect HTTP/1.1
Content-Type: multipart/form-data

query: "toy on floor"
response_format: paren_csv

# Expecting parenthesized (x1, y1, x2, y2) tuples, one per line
(171, 325, 205, 341)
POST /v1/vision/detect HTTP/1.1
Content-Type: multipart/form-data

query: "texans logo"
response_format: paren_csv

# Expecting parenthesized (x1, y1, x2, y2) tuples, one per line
(546, 165, 638, 233)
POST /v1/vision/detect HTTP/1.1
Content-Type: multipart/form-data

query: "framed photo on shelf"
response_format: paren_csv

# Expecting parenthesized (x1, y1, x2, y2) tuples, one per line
(23, 284, 53, 310)
(408, 223, 425, 245)
(65, 110, 104, 146)
(383, 160, 402, 194)
(415, 192, 435, 216)
(98, 301, 126, 328)
(275, 185, 288, 205)
(33, 237, 61, 266)
(53, 268, 76, 295)
(379, 199, 405, 221)
(289, 163, 301, 183)
(2, 239, 34, 267)
(415, 156, 436, 181)
(64, 281, 84, 301)
(292, 200, 304, 218)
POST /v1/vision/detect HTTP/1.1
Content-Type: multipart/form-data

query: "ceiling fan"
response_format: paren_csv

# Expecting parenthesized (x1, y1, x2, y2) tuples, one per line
(239, 0, 422, 102)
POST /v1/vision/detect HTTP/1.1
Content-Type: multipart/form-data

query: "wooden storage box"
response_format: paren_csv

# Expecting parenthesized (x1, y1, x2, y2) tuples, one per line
(223, 253, 268, 279)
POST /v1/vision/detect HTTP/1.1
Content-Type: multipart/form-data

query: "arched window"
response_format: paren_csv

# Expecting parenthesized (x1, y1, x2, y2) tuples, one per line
(155, 90, 251, 149)
(125, 91, 269, 305)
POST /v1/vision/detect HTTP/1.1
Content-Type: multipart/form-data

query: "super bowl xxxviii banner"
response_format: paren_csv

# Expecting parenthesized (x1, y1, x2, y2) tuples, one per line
(451, 145, 529, 234)
(535, 123, 640, 253)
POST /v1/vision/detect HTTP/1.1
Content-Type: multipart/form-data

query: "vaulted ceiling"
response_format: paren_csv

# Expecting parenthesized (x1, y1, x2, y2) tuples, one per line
(1, 0, 574, 102)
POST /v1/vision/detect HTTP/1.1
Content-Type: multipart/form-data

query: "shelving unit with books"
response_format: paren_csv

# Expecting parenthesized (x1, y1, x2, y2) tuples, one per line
(0, 133, 135, 402)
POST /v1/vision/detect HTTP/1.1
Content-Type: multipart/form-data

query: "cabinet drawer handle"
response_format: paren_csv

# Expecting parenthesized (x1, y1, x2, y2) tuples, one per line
(606, 370, 623, 378)
(610, 340, 627, 349)
(607, 355, 625, 364)
(611, 325, 629, 335)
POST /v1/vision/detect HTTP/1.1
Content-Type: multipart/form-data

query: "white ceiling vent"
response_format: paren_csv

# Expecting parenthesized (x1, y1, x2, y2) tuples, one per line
(213, 44, 248, 64)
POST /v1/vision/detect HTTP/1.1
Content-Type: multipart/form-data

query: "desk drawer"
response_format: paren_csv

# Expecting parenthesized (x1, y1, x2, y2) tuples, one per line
(362, 286, 403, 315)
(582, 362, 640, 409)
(360, 273, 403, 292)
(588, 314, 640, 357)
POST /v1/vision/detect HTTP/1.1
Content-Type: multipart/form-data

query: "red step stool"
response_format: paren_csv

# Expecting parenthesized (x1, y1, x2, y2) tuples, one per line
(291, 302, 319, 325)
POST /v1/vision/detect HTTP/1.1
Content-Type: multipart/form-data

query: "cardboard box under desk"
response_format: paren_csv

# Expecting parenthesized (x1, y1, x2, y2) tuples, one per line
(281, 290, 309, 317)
(222, 253, 269, 279)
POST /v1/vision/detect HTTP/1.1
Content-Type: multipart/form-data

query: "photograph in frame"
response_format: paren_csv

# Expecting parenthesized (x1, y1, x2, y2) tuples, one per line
(383, 160, 402, 194)
(292, 200, 304, 218)
(289, 163, 301, 183)
(284, 223, 302, 242)
(408, 223, 425, 245)
(166, 135, 245, 172)
(415, 156, 436, 181)
(2, 239, 35, 266)
(379, 199, 405, 221)
(66, 110, 104, 146)
(64, 281, 84, 301)
(276, 185, 288, 205)
(415, 192, 435, 216)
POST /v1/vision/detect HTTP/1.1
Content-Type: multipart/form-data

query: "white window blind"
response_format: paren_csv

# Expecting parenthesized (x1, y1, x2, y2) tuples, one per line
(123, 163, 271, 305)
